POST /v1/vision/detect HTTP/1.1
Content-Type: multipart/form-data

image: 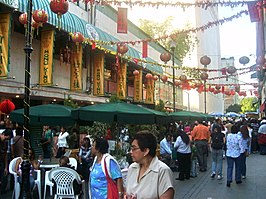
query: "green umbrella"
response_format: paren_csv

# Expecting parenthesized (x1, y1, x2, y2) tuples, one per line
(10, 104, 76, 126)
(71, 102, 169, 125)
(170, 110, 213, 122)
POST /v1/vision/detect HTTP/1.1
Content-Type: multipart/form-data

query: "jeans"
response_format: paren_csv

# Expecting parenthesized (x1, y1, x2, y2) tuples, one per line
(190, 159, 197, 177)
(195, 140, 208, 170)
(240, 153, 247, 176)
(211, 149, 223, 175)
(227, 156, 241, 182)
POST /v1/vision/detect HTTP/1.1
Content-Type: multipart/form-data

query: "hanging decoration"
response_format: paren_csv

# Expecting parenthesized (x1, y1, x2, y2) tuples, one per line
(71, 32, 85, 45)
(239, 56, 250, 65)
(32, 10, 48, 27)
(32, 20, 40, 34)
(60, 46, 71, 65)
(133, 69, 139, 76)
(227, 66, 237, 75)
(50, 0, 69, 29)
(117, 43, 128, 55)
(200, 55, 211, 66)
(179, 74, 187, 82)
(161, 75, 168, 82)
(19, 13, 28, 28)
(160, 52, 171, 63)
(145, 73, 153, 79)
(102, 0, 252, 9)
(0, 99, 15, 114)
(153, 75, 158, 81)
(200, 72, 208, 81)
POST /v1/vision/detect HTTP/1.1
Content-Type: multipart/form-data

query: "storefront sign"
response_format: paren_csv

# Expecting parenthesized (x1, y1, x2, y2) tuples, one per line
(0, 13, 11, 78)
(39, 30, 54, 85)
(117, 61, 127, 99)
(93, 53, 104, 96)
(145, 78, 154, 104)
(117, 7, 128, 34)
(134, 69, 142, 102)
(70, 43, 83, 91)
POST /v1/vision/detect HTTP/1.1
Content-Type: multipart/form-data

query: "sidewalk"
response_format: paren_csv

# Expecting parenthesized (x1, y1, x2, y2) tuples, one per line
(173, 153, 266, 199)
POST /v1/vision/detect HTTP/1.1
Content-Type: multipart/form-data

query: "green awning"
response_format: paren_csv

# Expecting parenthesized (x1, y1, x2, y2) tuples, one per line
(18, 0, 163, 74)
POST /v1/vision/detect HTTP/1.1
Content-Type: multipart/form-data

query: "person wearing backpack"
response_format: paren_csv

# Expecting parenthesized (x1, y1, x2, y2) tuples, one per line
(209, 124, 225, 180)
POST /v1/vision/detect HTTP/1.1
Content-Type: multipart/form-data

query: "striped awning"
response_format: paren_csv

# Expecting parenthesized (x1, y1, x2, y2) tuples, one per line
(17, 0, 163, 74)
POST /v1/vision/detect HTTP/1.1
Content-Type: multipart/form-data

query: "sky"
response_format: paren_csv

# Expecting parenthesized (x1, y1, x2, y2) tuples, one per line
(125, 2, 258, 91)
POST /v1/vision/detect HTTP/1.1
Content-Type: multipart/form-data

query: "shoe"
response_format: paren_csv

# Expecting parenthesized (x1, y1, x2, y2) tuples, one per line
(242, 176, 246, 179)
(226, 182, 231, 187)
(176, 178, 184, 181)
(217, 175, 223, 180)
(236, 181, 242, 184)
(211, 173, 216, 178)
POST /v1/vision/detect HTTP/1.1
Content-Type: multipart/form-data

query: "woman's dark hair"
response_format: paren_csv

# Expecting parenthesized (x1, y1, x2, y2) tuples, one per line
(83, 137, 91, 148)
(133, 131, 157, 157)
(95, 138, 109, 154)
(213, 124, 222, 133)
(177, 129, 190, 145)
(16, 126, 23, 136)
(231, 125, 239, 134)
(240, 125, 250, 139)
(29, 148, 35, 160)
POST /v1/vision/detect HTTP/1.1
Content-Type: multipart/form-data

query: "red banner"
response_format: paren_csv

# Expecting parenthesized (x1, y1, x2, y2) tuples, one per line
(247, 1, 260, 22)
(117, 8, 128, 34)
(142, 41, 148, 58)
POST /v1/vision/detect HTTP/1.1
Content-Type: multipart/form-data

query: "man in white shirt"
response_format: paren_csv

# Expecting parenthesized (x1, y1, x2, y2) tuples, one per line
(160, 133, 173, 167)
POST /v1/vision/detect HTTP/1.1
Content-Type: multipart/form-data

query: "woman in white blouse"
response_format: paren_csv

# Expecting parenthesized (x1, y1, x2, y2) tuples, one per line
(56, 127, 69, 158)
(174, 129, 191, 181)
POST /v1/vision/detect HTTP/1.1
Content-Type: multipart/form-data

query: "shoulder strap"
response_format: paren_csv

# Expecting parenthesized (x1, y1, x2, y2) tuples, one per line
(103, 157, 111, 180)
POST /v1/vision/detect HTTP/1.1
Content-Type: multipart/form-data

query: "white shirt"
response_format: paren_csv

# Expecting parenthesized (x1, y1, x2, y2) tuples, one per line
(57, 132, 69, 148)
(174, 136, 191, 154)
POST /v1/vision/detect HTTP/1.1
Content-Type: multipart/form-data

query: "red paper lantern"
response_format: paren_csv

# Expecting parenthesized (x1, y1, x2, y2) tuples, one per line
(145, 73, 153, 79)
(213, 90, 220, 94)
(117, 43, 128, 54)
(19, 13, 27, 27)
(71, 32, 84, 44)
(174, 81, 181, 86)
(161, 75, 168, 82)
(179, 75, 187, 82)
(200, 72, 208, 81)
(227, 66, 237, 75)
(153, 75, 158, 81)
(200, 55, 211, 66)
(0, 99, 15, 114)
(33, 10, 48, 26)
(50, 0, 69, 16)
(32, 20, 39, 30)
(209, 87, 215, 93)
(160, 52, 171, 63)
(133, 70, 139, 76)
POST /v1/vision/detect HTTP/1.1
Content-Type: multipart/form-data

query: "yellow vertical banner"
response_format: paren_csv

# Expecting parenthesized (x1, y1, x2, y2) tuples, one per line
(93, 53, 104, 96)
(39, 30, 54, 85)
(134, 69, 142, 102)
(117, 61, 127, 99)
(0, 13, 11, 78)
(145, 78, 154, 104)
(70, 43, 83, 91)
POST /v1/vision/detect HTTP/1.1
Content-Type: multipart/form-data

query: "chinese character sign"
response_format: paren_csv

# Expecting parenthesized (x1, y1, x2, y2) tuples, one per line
(39, 30, 54, 85)
(117, 61, 127, 99)
(145, 78, 154, 104)
(134, 69, 142, 102)
(93, 53, 104, 96)
(70, 43, 83, 91)
(0, 13, 11, 78)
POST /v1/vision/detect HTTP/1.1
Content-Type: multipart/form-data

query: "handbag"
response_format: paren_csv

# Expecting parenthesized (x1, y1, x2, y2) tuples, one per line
(104, 157, 119, 199)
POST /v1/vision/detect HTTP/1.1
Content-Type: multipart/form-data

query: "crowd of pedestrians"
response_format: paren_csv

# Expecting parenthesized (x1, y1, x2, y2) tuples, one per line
(1, 116, 266, 198)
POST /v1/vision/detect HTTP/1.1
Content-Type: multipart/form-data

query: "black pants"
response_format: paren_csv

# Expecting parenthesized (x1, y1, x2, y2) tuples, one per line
(177, 152, 191, 180)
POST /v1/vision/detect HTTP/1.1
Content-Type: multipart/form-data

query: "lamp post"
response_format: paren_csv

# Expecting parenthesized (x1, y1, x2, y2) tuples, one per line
(170, 41, 176, 112)
(200, 55, 211, 114)
(21, 0, 33, 198)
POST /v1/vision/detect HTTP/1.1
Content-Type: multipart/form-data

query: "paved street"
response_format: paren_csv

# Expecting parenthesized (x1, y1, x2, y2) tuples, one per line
(173, 153, 266, 199)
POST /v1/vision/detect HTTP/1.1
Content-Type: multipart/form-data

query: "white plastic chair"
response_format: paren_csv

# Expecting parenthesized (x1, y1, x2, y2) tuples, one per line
(9, 157, 41, 199)
(48, 167, 84, 199)
(43, 170, 54, 199)
(69, 157, 78, 170)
